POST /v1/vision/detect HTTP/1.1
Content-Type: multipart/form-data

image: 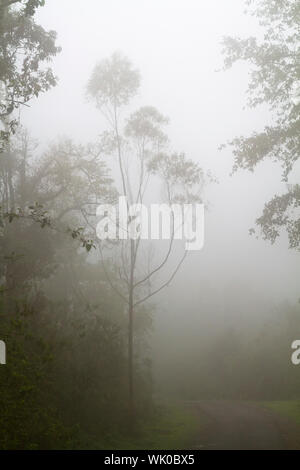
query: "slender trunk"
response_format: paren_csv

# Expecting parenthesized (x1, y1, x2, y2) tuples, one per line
(128, 238, 135, 426)
(112, 105, 136, 426)
(6, 150, 15, 211)
(3, 122, 15, 315)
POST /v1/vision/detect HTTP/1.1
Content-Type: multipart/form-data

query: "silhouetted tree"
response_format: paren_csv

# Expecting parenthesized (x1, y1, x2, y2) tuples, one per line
(222, 0, 300, 249)
(87, 52, 212, 424)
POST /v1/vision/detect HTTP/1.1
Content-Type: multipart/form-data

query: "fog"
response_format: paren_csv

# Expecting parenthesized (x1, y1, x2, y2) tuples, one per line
(23, 0, 300, 388)
(23, 0, 299, 294)
(1, 0, 299, 450)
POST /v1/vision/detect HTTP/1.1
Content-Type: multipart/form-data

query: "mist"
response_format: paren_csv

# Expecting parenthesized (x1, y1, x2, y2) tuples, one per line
(0, 0, 299, 451)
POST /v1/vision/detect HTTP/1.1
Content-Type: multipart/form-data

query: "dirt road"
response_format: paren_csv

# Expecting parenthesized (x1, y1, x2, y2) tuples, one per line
(186, 400, 300, 450)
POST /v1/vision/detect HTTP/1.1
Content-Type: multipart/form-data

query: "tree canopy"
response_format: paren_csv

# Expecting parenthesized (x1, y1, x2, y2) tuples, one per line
(0, 0, 60, 151)
(222, 0, 300, 249)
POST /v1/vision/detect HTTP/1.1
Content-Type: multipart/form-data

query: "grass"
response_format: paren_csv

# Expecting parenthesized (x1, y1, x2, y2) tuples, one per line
(102, 403, 199, 450)
(263, 400, 300, 426)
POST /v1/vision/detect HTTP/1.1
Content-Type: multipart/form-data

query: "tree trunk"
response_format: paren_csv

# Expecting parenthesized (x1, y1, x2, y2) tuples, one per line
(128, 238, 135, 427)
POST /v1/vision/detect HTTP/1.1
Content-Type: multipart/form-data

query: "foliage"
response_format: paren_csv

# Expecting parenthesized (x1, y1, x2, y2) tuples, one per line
(0, 3, 155, 450)
(87, 51, 140, 111)
(221, 0, 300, 248)
(0, 126, 153, 448)
(0, 0, 60, 151)
(0, 301, 77, 449)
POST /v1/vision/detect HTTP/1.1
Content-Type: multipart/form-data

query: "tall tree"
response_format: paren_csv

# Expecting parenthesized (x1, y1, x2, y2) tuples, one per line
(87, 52, 212, 423)
(222, 0, 300, 249)
(0, 0, 60, 151)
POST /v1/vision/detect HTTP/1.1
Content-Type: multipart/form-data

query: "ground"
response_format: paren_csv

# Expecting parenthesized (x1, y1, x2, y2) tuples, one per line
(100, 404, 198, 450)
(97, 399, 300, 450)
(186, 400, 300, 450)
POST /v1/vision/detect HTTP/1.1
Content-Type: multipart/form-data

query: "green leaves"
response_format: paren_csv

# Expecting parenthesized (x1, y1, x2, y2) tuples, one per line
(256, 184, 300, 249)
(0, 3, 61, 150)
(0, 203, 96, 253)
(222, 0, 300, 248)
(66, 227, 96, 253)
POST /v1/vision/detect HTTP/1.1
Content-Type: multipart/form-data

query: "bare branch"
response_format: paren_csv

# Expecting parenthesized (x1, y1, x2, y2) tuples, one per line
(133, 249, 188, 307)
